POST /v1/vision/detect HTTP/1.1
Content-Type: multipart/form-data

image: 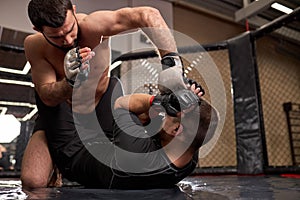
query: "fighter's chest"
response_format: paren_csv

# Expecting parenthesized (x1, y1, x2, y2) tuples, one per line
(47, 52, 66, 79)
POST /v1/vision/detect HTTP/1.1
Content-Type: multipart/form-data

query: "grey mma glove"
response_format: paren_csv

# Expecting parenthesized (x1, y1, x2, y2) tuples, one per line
(158, 52, 187, 94)
(152, 89, 199, 117)
(158, 67, 187, 94)
(64, 47, 91, 88)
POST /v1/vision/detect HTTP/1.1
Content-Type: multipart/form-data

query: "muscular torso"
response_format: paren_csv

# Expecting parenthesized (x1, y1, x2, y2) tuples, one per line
(28, 14, 111, 113)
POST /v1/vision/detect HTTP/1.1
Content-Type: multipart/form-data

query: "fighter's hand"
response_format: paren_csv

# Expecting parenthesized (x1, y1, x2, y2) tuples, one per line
(151, 89, 199, 117)
(183, 77, 205, 97)
(64, 47, 95, 87)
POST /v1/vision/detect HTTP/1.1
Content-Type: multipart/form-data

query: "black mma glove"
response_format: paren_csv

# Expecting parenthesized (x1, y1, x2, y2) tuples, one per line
(151, 89, 199, 117)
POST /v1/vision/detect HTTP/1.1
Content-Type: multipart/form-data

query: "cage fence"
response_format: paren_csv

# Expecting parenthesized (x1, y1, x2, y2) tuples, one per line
(113, 7, 300, 174)
(116, 49, 237, 170)
(283, 102, 300, 166)
(256, 36, 300, 168)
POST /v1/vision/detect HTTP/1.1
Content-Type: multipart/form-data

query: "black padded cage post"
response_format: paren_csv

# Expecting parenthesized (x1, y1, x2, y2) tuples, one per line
(227, 32, 267, 174)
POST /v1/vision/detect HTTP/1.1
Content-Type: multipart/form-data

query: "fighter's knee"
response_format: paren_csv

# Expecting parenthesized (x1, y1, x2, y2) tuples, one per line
(21, 173, 48, 189)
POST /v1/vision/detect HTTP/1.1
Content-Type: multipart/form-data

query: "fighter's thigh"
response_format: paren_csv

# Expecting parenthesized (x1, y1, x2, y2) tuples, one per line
(21, 130, 53, 187)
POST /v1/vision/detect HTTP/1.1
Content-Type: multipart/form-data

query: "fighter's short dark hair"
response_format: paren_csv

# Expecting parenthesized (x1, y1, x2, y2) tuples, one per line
(28, 0, 73, 31)
(183, 99, 219, 152)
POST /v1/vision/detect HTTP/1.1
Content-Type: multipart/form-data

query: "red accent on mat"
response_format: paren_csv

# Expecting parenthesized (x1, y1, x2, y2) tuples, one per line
(281, 174, 300, 178)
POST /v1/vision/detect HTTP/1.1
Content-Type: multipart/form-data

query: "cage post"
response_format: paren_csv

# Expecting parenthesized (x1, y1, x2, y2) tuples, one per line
(228, 32, 267, 174)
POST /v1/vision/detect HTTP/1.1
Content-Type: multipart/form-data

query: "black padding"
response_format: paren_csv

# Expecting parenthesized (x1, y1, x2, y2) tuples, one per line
(228, 32, 267, 174)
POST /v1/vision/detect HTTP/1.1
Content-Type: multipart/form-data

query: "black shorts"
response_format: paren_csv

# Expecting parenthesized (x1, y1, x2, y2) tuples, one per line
(34, 77, 124, 171)
(32, 116, 44, 134)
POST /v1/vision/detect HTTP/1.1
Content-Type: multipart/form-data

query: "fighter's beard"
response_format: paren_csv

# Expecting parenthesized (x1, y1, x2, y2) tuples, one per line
(42, 22, 80, 52)
(43, 33, 79, 52)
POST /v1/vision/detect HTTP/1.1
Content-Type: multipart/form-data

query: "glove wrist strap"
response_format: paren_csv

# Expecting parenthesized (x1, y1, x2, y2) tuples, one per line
(161, 52, 183, 70)
(66, 77, 81, 88)
(149, 96, 155, 105)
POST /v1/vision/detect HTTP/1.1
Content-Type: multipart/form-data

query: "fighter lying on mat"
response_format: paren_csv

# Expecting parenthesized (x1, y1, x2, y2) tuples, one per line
(32, 81, 218, 189)
(108, 89, 218, 189)
(22, 0, 185, 188)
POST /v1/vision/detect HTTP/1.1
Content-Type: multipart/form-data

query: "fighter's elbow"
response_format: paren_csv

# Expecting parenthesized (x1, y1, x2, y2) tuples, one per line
(141, 7, 163, 25)
(144, 7, 161, 17)
(39, 94, 59, 107)
(36, 87, 59, 107)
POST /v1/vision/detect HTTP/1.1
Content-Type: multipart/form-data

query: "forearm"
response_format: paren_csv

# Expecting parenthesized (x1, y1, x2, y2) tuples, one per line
(36, 78, 72, 107)
(114, 93, 152, 115)
(139, 7, 178, 57)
